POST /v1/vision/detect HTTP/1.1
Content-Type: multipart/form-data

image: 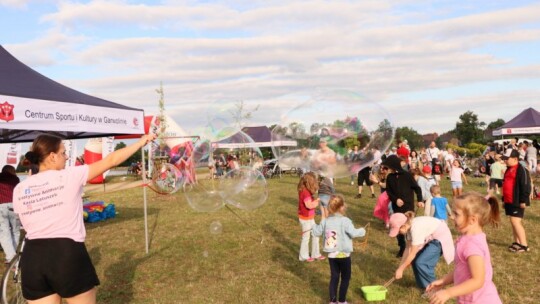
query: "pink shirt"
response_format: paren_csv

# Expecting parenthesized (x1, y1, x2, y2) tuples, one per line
(13, 165, 89, 242)
(450, 167, 464, 182)
(454, 233, 502, 304)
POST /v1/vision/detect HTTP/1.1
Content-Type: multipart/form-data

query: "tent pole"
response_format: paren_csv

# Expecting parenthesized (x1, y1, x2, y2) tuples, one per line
(141, 145, 149, 254)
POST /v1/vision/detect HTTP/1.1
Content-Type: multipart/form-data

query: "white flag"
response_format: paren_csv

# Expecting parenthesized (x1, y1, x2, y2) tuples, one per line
(62, 140, 78, 167)
(102, 137, 115, 178)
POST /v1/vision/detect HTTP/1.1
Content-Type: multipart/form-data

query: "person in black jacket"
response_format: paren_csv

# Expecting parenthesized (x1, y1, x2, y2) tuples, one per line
(502, 149, 532, 253)
(382, 155, 423, 257)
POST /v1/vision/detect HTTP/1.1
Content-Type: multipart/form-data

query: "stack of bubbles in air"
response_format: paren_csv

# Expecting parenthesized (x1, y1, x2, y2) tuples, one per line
(151, 90, 395, 213)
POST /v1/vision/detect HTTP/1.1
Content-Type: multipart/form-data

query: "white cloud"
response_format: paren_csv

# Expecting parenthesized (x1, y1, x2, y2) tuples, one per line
(0, 0, 29, 9)
(5, 1, 540, 135)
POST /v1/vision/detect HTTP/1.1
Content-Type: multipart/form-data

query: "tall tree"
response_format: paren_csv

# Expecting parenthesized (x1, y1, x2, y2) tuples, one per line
(229, 100, 259, 128)
(454, 111, 485, 145)
(156, 82, 168, 148)
(487, 118, 505, 130)
(394, 126, 423, 150)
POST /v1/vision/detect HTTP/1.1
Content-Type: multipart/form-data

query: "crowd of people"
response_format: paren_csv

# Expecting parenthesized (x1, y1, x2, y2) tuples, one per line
(0, 133, 536, 303)
(296, 137, 538, 304)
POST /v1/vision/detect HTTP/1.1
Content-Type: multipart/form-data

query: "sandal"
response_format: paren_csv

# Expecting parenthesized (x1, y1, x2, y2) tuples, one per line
(508, 242, 521, 252)
(513, 244, 530, 253)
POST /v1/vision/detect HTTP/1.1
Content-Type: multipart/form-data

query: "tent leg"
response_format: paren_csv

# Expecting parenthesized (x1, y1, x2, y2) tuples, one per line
(142, 146, 149, 254)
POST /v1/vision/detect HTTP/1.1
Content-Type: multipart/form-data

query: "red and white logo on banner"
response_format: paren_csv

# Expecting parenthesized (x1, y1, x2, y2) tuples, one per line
(0, 101, 14, 122)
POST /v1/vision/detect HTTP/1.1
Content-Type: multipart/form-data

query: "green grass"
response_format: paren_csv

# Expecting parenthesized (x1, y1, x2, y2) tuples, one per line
(17, 173, 540, 303)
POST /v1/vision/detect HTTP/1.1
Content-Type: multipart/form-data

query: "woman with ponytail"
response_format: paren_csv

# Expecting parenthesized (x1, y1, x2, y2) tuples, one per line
(13, 133, 155, 304)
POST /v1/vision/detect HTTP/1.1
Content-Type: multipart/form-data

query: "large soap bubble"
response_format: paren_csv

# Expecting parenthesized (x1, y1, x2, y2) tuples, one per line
(191, 139, 212, 168)
(271, 90, 394, 178)
(219, 167, 268, 210)
(204, 99, 245, 142)
(184, 181, 225, 212)
(150, 163, 182, 194)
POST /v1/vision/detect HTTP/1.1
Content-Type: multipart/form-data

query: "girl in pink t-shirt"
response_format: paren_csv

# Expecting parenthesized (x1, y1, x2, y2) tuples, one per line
(449, 159, 468, 199)
(426, 192, 502, 304)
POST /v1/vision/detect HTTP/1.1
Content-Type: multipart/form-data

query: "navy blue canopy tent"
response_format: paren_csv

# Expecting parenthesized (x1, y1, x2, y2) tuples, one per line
(0, 45, 144, 143)
(492, 107, 540, 136)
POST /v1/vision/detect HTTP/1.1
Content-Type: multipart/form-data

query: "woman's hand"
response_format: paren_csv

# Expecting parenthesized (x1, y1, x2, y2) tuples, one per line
(141, 134, 157, 146)
(396, 198, 404, 207)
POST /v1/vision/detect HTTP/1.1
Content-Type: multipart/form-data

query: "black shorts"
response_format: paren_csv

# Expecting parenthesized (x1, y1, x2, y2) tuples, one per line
(357, 169, 373, 186)
(504, 204, 525, 218)
(20, 238, 100, 300)
(489, 178, 503, 188)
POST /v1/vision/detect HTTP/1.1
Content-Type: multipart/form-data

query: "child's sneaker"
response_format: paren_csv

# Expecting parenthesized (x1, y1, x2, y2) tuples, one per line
(306, 257, 315, 262)
(317, 255, 326, 261)
(338, 302, 349, 304)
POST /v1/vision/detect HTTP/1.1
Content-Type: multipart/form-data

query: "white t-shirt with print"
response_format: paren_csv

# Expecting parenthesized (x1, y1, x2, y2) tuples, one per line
(13, 165, 89, 242)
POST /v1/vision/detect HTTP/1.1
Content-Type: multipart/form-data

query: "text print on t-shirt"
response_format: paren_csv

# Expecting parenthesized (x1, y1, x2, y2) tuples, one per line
(17, 182, 65, 216)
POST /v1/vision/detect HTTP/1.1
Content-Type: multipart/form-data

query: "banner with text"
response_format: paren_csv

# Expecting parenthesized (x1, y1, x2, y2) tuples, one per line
(0, 95, 144, 135)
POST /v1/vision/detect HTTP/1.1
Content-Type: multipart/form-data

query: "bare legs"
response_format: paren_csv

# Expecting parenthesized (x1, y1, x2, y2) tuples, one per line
(510, 216, 527, 247)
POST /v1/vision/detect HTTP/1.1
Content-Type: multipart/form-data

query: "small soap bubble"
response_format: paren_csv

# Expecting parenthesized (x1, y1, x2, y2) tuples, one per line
(209, 221, 223, 234)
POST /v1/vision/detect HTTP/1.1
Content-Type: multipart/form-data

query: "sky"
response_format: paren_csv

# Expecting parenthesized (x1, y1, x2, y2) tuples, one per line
(1, 0, 540, 140)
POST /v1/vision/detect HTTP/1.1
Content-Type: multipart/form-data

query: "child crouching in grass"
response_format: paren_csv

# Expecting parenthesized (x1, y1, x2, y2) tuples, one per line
(312, 195, 366, 304)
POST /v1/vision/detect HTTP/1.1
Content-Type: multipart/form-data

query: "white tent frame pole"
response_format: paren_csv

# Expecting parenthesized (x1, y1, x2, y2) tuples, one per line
(141, 144, 149, 254)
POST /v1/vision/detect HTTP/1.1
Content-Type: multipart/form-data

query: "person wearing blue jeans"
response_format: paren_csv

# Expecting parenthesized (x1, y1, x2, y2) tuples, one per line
(318, 175, 335, 218)
(388, 212, 455, 289)
(411, 240, 442, 288)
(0, 165, 21, 263)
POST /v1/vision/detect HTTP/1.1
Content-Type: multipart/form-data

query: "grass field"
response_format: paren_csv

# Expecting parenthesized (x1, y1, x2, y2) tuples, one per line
(14, 172, 540, 303)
